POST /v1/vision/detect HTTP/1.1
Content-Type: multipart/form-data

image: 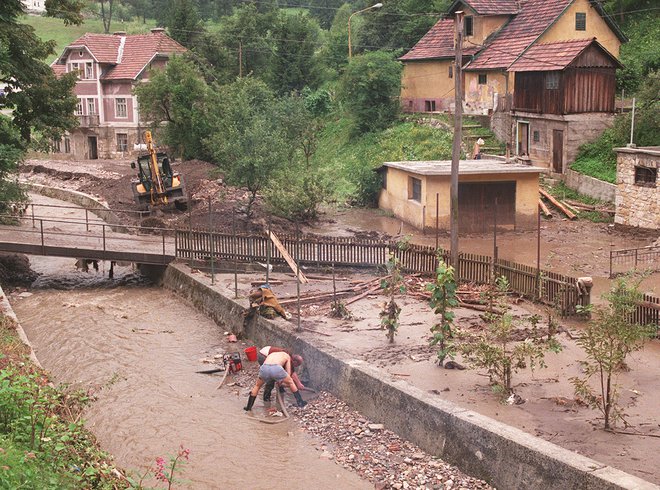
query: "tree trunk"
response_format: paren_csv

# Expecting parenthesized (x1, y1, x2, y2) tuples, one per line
(604, 373, 612, 430)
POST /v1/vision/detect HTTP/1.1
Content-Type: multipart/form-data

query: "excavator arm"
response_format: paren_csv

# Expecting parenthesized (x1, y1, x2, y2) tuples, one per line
(145, 130, 168, 206)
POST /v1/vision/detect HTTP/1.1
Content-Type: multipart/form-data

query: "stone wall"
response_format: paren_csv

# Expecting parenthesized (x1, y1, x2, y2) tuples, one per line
(615, 147, 660, 229)
(564, 170, 616, 202)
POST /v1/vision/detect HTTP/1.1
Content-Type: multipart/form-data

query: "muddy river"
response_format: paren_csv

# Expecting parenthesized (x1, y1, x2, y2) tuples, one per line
(10, 257, 369, 489)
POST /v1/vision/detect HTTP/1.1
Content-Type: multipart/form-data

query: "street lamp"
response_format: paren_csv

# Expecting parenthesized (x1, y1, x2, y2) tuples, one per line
(348, 3, 383, 59)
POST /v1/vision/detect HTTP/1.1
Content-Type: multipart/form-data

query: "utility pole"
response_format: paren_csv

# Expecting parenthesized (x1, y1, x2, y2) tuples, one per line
(450, 11, 464, 273)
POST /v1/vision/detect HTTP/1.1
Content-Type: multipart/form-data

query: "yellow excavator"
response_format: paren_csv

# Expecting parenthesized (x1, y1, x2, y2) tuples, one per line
(130, 131, 187, 211)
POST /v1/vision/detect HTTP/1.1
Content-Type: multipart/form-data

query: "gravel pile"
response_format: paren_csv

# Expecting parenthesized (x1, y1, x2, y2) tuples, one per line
(294, 392, 493, 490)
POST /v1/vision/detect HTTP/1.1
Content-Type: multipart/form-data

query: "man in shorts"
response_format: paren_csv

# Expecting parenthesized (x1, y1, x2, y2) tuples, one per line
(257, 346, 305, 401)
(244, 351, 307, 411)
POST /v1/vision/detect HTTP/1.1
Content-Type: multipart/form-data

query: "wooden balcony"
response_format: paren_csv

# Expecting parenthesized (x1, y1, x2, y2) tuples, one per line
(77, 114, 100, 127)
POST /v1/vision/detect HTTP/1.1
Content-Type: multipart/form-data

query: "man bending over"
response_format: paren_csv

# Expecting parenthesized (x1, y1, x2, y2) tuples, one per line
(244, 351, 307, 411)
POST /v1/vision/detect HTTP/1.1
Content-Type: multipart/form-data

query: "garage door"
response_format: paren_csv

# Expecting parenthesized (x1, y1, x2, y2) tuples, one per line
(458, 182, 516, 234)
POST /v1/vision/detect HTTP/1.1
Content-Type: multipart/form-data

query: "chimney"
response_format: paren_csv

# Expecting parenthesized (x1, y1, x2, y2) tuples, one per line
(150, 27, 166, 34)
(113, 31, 126, 36)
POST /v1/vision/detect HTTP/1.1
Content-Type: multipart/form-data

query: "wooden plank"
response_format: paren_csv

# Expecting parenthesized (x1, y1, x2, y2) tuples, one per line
(267, 231, 309, 283)
(540, 189, 576, 220)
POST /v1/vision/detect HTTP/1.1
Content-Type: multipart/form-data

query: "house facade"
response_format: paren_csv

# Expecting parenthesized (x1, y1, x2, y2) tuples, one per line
(378, 160, 544, 233)
(399, 0, 626, 171)
(50, 28, 186, 160)
(615, 147, 660, 230)
(22, 0, 46, 13)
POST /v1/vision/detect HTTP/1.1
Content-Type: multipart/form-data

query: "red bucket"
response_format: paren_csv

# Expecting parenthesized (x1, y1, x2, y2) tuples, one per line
(244, 346, 257, 362)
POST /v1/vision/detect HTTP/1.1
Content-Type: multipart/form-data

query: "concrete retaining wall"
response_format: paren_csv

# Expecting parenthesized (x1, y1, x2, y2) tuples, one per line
(0, 286, 42, 369)
(564, 170, 616, 203)
(23, 182, 128, 233)
(163, 263, 657, 490)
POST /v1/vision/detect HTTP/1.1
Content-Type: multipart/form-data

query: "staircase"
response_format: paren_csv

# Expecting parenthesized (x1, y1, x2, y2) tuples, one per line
(462, 117, 505, 157)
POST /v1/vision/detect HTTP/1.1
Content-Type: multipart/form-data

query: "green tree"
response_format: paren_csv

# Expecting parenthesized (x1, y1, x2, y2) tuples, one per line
(134, 56, 211, 160)
(316, 4, 351, 79)
(427, 257, 459, 366)
(308, 0, 347, 29)
(268, 12, 320, 94)
(206, 78, 287, 219)
(571, 276, 656, 430)
(0, 0, 81, 201)
(339, 50, 402, 135)
(166, 0, 203, 48)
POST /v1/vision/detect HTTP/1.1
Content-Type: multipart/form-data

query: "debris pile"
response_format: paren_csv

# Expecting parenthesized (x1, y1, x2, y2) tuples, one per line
(295, 392, 492, 489)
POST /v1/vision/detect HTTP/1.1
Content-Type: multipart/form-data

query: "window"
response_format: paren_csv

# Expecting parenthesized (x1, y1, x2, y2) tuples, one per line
(425, 100, 436, 112)
(545, 72, 559, 90)
(448, 64, 453, 79)
(115, 98, 127, 118)
(478, 73, 487, 85)
(464, 16, 473, 36)
(381, 169, 387, 189)
(75, 99, 83, 115)
(575, 12, 586, 31)
(84, 62, 93, 79)
(634, 166, 657, 187)
(69, 62, 80, 74)
(409, 177, 422, 202)
(52, 139, 61, 153)
(64, 137, 71, 154)
(116, 133, 128, 152)
(87, 98, 95, 115)
(533, 130, 540, 143)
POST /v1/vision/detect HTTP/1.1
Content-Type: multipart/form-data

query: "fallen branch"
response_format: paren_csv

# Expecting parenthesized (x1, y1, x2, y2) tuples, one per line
(345, 285, 380, 305)
(606, 429, 660, 439)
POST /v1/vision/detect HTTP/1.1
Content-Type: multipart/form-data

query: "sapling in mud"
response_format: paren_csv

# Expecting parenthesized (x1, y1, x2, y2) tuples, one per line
(571, 276, 655, 430)
(459, 278, 562, 397)
(380, 252, 405, 343)
(427, 257, 459, 366)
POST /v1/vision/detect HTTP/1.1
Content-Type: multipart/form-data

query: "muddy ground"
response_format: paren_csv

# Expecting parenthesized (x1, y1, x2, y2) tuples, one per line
(201, 269, 660, 485)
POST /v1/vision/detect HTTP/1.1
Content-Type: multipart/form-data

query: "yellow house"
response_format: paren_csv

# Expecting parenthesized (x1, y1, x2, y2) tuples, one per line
(378, 159, 544, 233)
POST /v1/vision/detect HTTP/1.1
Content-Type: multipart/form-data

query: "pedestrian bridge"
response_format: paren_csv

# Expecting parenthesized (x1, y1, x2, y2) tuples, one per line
(0, 201, 175, 265)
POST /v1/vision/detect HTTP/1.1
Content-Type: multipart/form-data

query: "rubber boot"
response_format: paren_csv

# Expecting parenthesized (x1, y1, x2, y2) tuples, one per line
(293, 391, 307, 408)
(263, 380, 275, 402)
(244, 394, 256, 411)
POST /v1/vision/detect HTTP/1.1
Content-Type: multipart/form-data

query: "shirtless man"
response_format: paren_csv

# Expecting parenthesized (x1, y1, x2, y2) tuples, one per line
(244, 351, 307, 411)
(257, 346, 305, 401)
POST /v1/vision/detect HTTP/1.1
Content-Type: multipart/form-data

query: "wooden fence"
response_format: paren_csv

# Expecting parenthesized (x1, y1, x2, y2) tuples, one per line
(609, 245, 660, 278)
(175, 229, 588, 316)
(633, 293, 660, 332)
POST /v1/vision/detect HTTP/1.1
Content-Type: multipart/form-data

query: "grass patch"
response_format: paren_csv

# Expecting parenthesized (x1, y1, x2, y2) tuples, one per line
(570, 157, 616, 184)
(315, 117, 454, 204)
(21, 14, 156, 62)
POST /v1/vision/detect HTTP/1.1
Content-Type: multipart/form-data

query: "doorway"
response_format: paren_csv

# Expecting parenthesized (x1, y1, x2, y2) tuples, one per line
(88, 136, 98, 160)
(552, 130, 564, 173)
(516, 121, 529, 156)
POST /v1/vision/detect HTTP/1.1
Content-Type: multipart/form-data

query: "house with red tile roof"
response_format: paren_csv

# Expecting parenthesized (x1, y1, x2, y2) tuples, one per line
(400, 0, 626, 171)
(50, 28, 186, 159)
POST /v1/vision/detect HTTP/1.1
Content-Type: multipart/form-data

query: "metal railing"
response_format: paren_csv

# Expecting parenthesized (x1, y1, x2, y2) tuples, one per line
(609, 245, 660, 278)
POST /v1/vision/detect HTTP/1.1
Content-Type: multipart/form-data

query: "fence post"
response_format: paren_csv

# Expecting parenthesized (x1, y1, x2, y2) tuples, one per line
(102, 225, 106, 258)
(209, 198, 214, 286)
(609, 247, 613, 278)
(85, 209, 89, 232)
(40, 219, 44, 254)
(31, 204, 36, 228)
(162, 231, 166, 259)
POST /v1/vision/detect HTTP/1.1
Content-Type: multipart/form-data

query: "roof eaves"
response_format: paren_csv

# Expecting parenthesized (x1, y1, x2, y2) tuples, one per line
(504, 0, 576, 70)
(55, 45, 100, 65)
(570, 38, 624, 69)
(589, 0, 628, 43)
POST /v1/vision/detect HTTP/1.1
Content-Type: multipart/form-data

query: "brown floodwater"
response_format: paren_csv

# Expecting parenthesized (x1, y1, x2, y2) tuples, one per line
(11, 256, 369, 489)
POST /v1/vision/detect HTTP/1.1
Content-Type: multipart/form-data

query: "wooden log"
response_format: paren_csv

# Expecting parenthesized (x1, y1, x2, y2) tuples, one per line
(538, 199, 553, 218)
(345, 285, 380, 305)
(279, 290, 353, 306)
(268, 231, 309, 283)
(564, 198, 595, 211)
(560, 200, 580, 216)
(251, 280, 283, 286)
(539, 189, 576, 220)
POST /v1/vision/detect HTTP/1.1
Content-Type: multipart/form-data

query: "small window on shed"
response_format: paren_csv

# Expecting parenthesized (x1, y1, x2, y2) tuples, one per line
(575, 12, 586, 31)
(424, 100, 436, 112)
(448, 64, 453, 79)
(381, 169, 388, 189)
(545, 72, 559, 90)
(464, 16, 473, 37)
(478, 73, 487, 85)
(408, 177, 422, 202)
(634, 166, 657, 187)
(533, 130, 540, 143)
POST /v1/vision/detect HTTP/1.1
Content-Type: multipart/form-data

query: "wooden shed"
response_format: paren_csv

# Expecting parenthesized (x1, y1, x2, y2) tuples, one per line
(510, 38, 622, 115)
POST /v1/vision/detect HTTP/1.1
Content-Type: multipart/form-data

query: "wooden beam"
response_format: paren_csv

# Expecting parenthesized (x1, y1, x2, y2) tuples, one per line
(268, 231, 309, 284)
(539, 189, 576, 220)
(345, 285, 380, 305)
(538, 199, 553, 218)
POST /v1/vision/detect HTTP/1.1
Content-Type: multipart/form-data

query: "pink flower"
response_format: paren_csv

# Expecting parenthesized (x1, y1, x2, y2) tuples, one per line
(154, 456, 168, 482)
(178, 446, 191, 461)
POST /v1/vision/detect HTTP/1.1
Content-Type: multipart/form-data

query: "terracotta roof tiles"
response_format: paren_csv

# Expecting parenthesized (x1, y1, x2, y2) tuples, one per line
(457, 0, 520, 15)
(508, 38, 592, 71)
(400, 18, 479, 61)
(465, 0, 573, 70)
